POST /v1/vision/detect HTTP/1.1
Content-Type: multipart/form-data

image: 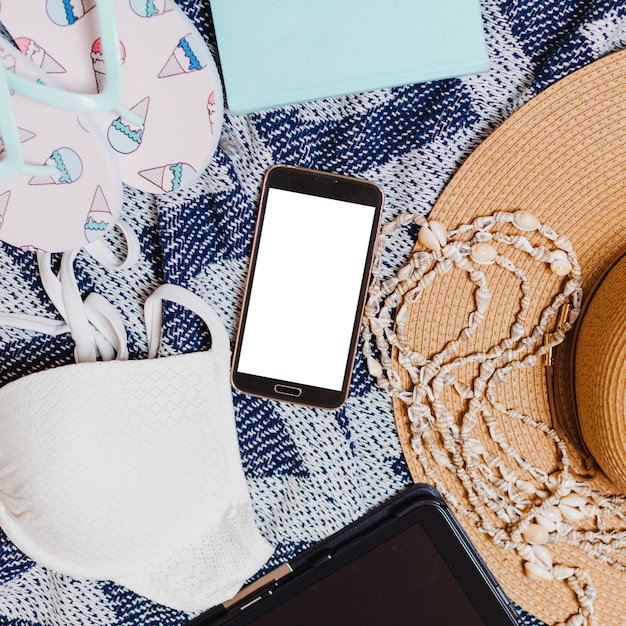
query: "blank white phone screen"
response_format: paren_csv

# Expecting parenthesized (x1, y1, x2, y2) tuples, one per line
(237, 187, 377, 391)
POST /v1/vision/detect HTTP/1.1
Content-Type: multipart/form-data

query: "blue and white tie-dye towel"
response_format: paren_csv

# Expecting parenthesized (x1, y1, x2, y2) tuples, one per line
(0, 1, 624, 625)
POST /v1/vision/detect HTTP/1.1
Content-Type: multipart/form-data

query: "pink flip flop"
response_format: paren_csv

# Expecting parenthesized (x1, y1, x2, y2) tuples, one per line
(0, 36, 122, 253)
(0, 0, 224, 194)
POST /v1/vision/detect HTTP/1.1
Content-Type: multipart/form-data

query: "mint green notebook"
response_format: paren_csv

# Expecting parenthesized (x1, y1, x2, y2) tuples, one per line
(210, 0, 490, 115)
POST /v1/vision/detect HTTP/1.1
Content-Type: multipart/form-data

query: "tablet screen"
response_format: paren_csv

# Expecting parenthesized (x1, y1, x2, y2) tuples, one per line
(244, 521, 485, 625)
(195, 489, 518, 626)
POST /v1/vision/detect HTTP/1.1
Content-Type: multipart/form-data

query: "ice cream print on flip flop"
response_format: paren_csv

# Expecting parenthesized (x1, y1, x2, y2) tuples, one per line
(0, 0, 224, 194)
(0, 192, 10, 229)
(158, 32, 209, 78)
(0, 128, 35, 155)
(0, 38, 122, 252)
(28, 147, 82, 185)
(139, 162, 196, 193)
(91, 38, 127, 93)
(46, 0, 96, 26)
(107, 97, 148, 154)
(13, 38, 65, 73)
(84, 185, 115, 242)
(129, 0, 172, 18)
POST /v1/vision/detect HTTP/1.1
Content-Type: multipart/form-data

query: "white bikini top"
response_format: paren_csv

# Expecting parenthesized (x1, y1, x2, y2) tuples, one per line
(0, 225, 272, 612)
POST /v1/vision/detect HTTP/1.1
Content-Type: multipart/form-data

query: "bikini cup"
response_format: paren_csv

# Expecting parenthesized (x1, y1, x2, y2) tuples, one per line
(0, 244, 272, 612)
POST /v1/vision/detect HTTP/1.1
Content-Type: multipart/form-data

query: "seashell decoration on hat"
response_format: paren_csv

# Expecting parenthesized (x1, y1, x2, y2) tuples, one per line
(362, 49, 626, 626)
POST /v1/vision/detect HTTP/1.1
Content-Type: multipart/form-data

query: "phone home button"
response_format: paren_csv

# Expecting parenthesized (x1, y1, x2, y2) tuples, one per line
(274, 384, 303, 398)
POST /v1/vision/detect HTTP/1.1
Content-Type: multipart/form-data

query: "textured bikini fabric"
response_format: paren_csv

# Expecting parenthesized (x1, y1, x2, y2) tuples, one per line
(0, 349, 272, 612)
(0, 0, 624, 624)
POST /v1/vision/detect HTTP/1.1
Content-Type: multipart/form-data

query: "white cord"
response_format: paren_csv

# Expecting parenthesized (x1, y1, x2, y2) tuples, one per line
(1, 221, 140, 363)
(0, 221, 229, 364)
(143, 283, 230, 359)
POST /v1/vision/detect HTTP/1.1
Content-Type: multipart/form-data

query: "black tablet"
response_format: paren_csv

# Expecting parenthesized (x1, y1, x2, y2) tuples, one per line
(190, 484, 519, 626)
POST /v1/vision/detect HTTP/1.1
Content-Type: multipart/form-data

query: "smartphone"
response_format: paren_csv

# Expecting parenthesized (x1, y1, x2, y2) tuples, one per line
(231, 165, 383, 409)
(188, 484, 520, 626)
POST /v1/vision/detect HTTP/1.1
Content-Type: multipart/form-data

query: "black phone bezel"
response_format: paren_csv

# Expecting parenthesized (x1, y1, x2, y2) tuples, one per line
(190, 484, 519, 626)
(231, 165, 384, 410)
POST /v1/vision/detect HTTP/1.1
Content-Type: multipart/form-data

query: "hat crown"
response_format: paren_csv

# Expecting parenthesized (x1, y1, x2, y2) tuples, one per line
(575, 253, 626, 491)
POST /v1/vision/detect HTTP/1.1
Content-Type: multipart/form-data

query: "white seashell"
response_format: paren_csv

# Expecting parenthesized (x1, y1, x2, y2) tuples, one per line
(571, 288, 583, 309)
(475, 286, 492, 313)
(513, 210, 540, 231)
(418, 226, 441, 252)
(442, 244, 460, 261)
(547, 471, 572, 495)
(473, 215, 495, 230)
(412, 251, 431, 266)
(381, 220, 399, 235)
(523, 523, 549, 544)
(437, 258, 453, 274)
(499, 257, 517, 273)
(408, 404, 429, 422)
(541, 506, 563, 523)
(532, 544, 553, 569)
(535, 514, 557, 533)
(396, 303, 410, 326)
(510, 322, 524, 341)
(558, 504, 585, 522)
(546, 474, 558, 492)
(397, 263, 414, 281)
(369, 316, 385, 336)
(468, 311, 484, 329)
(365, 295, 379, 317)
(563, 279, 580, 297)
(467, 438, 485, 455)
(428, 220, 447, 246)
(513, 235, 533, 253)
(551, 255, 573, 276)
(524, 561, 553, 582)
(560, 494, 586, 508)
(385, 292, 400, 308)
(457, 243, 471, 256)
(474, 230, 493, 243)
(553, 565, 575, 580)
(470, 242, 498, 265)
(500, 466, 516, 483)
(516, 479, 536, 495)
(494, 211, 514, 223)
(431, 449, 450, 466)
(505, 505, 523, 522)
(366, 356, 383, 378)
(517, 544, 535, 561)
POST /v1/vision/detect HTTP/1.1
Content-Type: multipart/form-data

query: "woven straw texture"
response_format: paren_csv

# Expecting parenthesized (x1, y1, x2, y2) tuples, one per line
(0, 1, 624, 625)
(392, 49, 626, 625)
(575, 253, 626, 492)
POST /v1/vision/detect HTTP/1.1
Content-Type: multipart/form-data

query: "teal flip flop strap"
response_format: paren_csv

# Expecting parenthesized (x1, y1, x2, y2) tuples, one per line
(3, 1, 141, 125)
(0, 59, 56, 180)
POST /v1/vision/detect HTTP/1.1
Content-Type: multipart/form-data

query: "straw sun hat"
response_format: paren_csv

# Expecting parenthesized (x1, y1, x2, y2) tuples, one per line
(363, 49, 626, 626)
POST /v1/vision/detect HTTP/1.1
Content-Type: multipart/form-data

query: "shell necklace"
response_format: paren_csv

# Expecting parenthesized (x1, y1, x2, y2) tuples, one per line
(362, 209, 626, 626)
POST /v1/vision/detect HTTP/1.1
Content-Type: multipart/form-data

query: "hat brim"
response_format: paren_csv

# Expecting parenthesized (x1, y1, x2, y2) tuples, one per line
(392, 49, 626, 625)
